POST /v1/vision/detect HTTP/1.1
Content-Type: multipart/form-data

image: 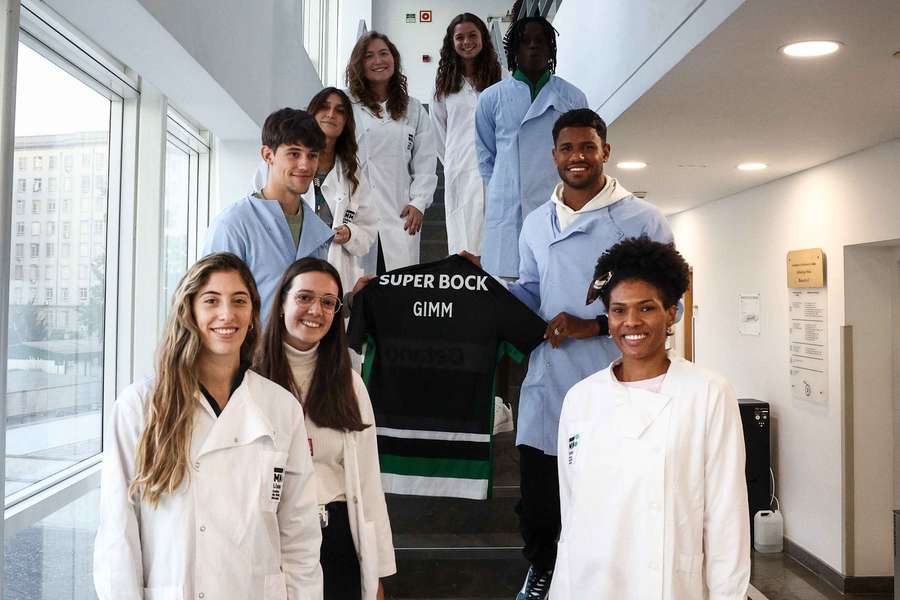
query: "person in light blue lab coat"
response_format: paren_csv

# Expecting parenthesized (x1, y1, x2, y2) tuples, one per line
(204, 108, 334, 322)
(507, 109, 674, 600)
(475, 16, 588, 279)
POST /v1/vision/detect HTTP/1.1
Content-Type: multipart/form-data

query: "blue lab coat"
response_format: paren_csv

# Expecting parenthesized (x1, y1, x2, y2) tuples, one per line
(475, 75, 588, 278)
(202, 194, 333, 323)
(508, 194, 673, 455)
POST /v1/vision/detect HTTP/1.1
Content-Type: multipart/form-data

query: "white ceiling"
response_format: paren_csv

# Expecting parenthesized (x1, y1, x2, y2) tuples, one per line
(605, 0, 900, 215)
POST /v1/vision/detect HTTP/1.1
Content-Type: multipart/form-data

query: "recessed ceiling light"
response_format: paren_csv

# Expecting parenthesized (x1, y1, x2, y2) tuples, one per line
(781, 40, 841, 58)
(617, 161, 647, 170)
(737, 162, 768, 171)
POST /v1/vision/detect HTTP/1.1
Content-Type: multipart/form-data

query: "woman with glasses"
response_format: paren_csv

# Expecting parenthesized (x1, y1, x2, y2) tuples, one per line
(254, 257, 395, 600)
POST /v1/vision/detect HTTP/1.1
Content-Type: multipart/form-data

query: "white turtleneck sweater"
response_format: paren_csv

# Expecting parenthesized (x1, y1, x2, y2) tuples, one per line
(284, 342, 346, 505)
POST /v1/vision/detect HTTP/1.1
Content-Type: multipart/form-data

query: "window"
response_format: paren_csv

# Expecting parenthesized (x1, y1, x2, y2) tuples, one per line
(60, 287, 70, 302)
(162, 110, 211, 319)
(79, 220, 89, 240)
(61, 243, 71, 258)
(18, 156, 26, 170)
(62, 197, 70, 212)
(79, 175, 90, 195)
(12, 287, 23, 304)
(15, 198, 24, 214)
(62, 222, 71, 239)
(93, 221, 104, 237)
(14, 243, 23, 259)
(78, 265, 88, 280)
(79, 243, 88, 257)
(47, 197, 56, 213)
(15, 222, 25, 236)
(60, 266, 70, 280)
(13, 265, 23, 280)
(81, 152, 90, 169)
(31, 198, 40, 214)
(17, 178, 25, 192)
(6, 38, 118, 507)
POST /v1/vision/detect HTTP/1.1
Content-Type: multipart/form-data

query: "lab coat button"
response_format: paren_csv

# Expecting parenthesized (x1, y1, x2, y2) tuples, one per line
(199, 525, 206, 532)
(199, 594, 205, 599)
(353, 496, 359, 504)
(233, 437, 239, 443)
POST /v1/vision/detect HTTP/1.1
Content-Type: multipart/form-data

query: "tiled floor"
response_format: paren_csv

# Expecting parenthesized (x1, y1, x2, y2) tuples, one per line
(751, 551, 891, 600)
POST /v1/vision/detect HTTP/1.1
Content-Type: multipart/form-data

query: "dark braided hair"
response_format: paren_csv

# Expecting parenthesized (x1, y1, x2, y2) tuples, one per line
(434, 13, 502, 99)
(590, 236, 690, 309)
(503, 16, 557, 73)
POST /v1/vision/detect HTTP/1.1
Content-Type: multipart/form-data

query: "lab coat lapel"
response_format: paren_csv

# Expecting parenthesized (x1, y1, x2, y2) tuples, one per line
(198, 382, 276, 457)
(607, 365, 673, 439)
(522, 77, 559, 124)
(296, 199, 335, 259)
(249, 196, 296, 259)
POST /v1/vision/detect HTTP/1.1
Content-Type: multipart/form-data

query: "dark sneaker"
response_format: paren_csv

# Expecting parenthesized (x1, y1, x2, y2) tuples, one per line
(516, 566, 553, 600)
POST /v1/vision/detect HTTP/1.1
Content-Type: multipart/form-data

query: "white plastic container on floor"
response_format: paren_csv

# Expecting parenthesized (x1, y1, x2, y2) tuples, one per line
(754, 509, 784, 552)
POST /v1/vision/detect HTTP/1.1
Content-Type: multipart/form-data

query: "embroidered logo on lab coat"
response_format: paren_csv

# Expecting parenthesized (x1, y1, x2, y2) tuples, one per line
(407, 133, 414, 151)
(342, 209, 356, 224)
(271, 467, 284, 501)
(568, 433, 580, 465)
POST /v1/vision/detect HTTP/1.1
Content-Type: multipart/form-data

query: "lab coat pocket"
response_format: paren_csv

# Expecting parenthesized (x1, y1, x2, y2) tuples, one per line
(261, 450, 289, 512)
(359, 520, 380, 600)
(548, 541, 572, 600)
(263, 572, 288, 600)
(142, 586, 184, 600)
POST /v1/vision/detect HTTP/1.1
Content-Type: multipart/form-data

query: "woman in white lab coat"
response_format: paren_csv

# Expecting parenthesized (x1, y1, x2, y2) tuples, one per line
(253, 87, 377, 294)
(552, 236, 750, 600)
(254, 257, 395, 600)
(345, 31, 437, 273)
(431, 13, 501, 255)
(93, 252, 323, 600)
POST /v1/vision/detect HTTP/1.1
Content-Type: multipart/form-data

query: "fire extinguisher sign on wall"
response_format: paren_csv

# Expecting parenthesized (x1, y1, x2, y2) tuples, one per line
(419, 10, 432, 23)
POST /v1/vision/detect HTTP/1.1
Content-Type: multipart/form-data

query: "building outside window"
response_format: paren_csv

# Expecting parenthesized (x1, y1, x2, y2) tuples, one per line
(48, 177, 57, 193)
(15, 222, 24, 236)
(46, 242, 55, 258)
(18, 156, 26, 170)
(29, 243, 39, 258)
(47, 221, 55, 236)
(13, 265, 23, 280)
(17, 178, 25, 192)
(31, 198, 40, 214)
(47, 197, 56, 213)
(48, 154, 56, 169)
(14, 244, 23, 259)
(32, 177, 41, 192)
(30, 221, 39, 236)
(16, 198, 24, 214)
(33, 155, 42, 170)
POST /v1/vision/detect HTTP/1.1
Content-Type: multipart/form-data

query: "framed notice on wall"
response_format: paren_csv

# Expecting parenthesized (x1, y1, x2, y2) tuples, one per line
(789, 288, 827, 402)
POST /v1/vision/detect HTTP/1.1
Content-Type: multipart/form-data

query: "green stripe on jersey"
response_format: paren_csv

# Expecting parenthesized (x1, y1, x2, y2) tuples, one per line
(379, 454, 491, 481)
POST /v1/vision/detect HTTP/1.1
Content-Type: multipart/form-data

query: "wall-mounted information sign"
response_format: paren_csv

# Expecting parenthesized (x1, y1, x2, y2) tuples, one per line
(789, 289, 827, 403)
(406, 13, 416, 23)
(786, 248, 825, 288)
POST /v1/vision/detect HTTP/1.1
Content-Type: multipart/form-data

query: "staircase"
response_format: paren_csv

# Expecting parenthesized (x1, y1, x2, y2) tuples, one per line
(384, 163, 530, 599)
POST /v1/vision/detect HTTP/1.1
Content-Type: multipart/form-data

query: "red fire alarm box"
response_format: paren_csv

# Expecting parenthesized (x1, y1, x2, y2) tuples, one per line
(422, 54, 432, 63)
(419, 10, 432, 23)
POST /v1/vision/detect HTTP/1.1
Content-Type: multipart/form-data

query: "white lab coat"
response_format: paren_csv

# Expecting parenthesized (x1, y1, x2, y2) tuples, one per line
(252, 158, 378, 293)
(552, 357, 750, 600)
(350, 93, 438, 272)
(94, 371, 323, 600)
(431, 80, 484, 255)
(340, 373, 397, 599)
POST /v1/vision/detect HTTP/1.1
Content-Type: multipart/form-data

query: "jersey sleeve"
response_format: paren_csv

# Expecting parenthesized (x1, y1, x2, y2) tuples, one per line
(488, 275, 546, 356)
(347, 284, 374, 354)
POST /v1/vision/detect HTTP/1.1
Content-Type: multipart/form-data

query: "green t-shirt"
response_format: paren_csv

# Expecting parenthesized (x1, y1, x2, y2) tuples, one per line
(513, 69, 551, 101)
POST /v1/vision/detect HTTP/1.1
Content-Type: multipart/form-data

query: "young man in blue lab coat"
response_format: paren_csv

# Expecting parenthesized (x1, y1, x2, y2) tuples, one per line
(507, 109, 674, 599)
(474, 16, 588, 279)
(203, 108, 333, 322)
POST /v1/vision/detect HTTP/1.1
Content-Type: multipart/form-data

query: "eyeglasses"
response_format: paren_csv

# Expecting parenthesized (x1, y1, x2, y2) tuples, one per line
(293, 291, 342, 314)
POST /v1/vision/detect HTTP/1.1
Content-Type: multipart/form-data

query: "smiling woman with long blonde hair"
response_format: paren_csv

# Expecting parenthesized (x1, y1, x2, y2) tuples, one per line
(93, 252, 323, 600)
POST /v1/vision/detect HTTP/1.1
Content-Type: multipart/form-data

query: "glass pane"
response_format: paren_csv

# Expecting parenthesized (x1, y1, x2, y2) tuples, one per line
(6, 44, 110, 496)
(161, 139, 190, 317)
(4, 488, 100, 599)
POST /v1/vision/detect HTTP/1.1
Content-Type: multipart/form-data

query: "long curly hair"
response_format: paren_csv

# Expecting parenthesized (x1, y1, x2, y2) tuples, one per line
(253, 258, 367, 432)
(129, 253, 261, 506)
(346, 31, 408, 120)
(307, 87, 360, 194)
(434, 13, 501, 99)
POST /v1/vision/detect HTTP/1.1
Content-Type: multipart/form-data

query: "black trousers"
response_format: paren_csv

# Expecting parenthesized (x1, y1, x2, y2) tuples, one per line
(320, 501, 362, 600)
(515, 444, 561, 572)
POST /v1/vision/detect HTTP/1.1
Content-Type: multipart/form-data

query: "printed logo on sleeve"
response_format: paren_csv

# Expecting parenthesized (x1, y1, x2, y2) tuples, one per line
(567, 433, 580, 465)
(342, 209, 356, 224)
(407, 133, 414, 151)
(271, 467, 284, 501)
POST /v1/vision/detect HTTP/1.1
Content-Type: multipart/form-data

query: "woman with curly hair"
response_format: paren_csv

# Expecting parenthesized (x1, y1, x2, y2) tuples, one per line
(431, 13, 501, 255)
(551, 236, 750, 599)
(94, 253, 322, 600)
(345, 31, 437, 274)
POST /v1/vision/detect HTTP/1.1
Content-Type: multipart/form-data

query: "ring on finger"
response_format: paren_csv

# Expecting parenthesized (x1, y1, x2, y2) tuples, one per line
(553, 328, 560, 336)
